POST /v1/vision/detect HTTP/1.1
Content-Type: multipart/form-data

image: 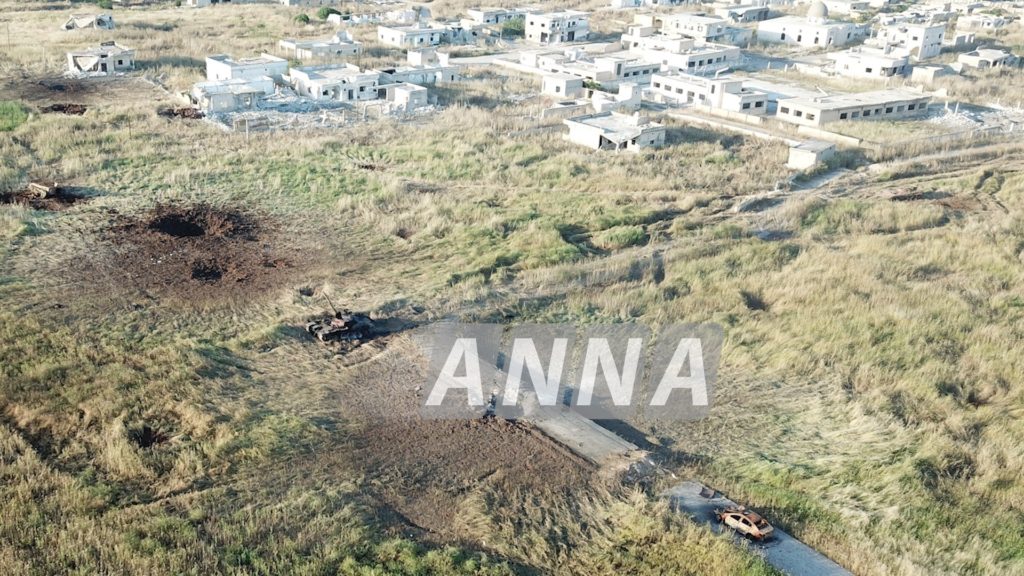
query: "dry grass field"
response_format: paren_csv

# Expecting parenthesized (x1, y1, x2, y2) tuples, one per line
(1, 1, 1023, 575)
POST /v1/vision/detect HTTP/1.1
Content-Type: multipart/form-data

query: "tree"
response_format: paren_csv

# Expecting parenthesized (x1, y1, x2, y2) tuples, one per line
(317, 6, 341, 20)
(501, 18, 525, 39)
(295, 13, 310, 24)
(97, 0, 113, 9)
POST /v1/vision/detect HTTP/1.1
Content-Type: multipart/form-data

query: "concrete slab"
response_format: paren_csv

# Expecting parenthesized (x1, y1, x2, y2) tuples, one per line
(662, 481, 852, 576)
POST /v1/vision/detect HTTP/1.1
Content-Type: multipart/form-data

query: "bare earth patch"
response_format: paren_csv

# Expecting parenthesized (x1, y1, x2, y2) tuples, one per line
(0, 183, 89, 210)
(103, 203, 303, 303)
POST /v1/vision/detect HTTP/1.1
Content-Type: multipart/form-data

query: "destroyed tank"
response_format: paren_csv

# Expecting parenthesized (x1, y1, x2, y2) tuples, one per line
(306, 309, 375, 343)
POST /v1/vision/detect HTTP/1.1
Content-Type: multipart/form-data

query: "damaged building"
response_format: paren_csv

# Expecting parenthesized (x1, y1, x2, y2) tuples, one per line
(66, 42, 134, 75)
(62, 14, 115, 30)
(278, 31, 362, 60)
(563, 111, 666, 151)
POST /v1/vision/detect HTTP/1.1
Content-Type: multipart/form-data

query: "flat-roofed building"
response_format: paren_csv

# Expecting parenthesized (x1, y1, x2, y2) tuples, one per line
(650, 71, 769, 113)
(288, 64, 382, 101)
(776, 88, 930, 126)
(377, 23, 447, 47)
(756, 1, 866, 48)
(525, 10, 590, 44)
(871, 22, 945, 60)
(957, 48, 1018, 69)
(828, 46, 910, 78)
(278, 32, 362, 60)
(206, 53, 288, 82)
(66, 41, 134, 74)
(563, 111, 666, 151)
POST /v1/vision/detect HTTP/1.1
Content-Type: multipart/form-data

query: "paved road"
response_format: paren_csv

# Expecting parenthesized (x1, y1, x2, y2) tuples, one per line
(662, 481, 852, 576)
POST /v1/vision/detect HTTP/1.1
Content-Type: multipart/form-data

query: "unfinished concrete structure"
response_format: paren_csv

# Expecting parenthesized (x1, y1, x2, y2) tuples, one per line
(278, 32, 362, 60)
(563, 112, 666, 151)
(957, 49, 1018, 69)
(788, 140, 836, 169)
(776, 89, 930, 126)
(377, 23, 447, 47)
(828, 46, 910, 79)
(648, 13, 729, 42)
(62, 14, 115, 30)
(377, 48, 460, 85)
(520, 49, 661, 89)
(206, 53, 288, 82)
(66, 42, 134, 75)
(650, 71, 769, 114)
(870, 22, 945, 60)
(525, 10, 590, 44)
(465, 7, 526, 25)
(715, 4, 771, 23)
(543, 73, 586, 98)
(191, 77, 273, 113)
(756, 1, 866, 48)
(622, 25, 741, 74)
(288, 65, 382, 102)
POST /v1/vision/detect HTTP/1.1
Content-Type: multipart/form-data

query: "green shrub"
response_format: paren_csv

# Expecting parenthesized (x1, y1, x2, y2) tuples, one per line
(501, 18, 525, 38)
(0, 101, 28, 132)
(295, 13, 310, 24)
(594, 225, 648, 250)
(317, 6, 340, 20)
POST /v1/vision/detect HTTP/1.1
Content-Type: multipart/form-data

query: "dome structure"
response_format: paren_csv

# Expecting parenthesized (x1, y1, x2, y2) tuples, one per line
(806, 0, 829, 23)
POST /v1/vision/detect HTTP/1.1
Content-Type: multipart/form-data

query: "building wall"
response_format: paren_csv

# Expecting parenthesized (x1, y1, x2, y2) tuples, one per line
(757, 17, 863, 47)
(525, 13, 590, 44)
(207, 56, 287, 82)
(777, 96, 929, 126)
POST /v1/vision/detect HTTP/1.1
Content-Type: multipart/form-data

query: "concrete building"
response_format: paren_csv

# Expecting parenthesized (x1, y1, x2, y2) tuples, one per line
(543, 73, 586, 98)
(376, 48, 460, 85)
(191, 77, 274, 113)
(563, 112, 666, 151)
(288, 64, 382, 101)
(278, 32, 362, 60)
(956, 14, 1006, 31)
(871, 22, 945, 60)
(641, 13, 729, 42)
(66, 42, 134, 75)
(521, 50, 662, 88)
(384, 83, 429, 111)
(821, 0, 870, 16)
(957, 48, 1018, 69)
(828, 46, 910, 78)
(62, 14, 115, 30)
(377, 23, 447, 48)
(650, 71, 769, 113)
(525, 11, 590, 44)
(776, 89, 930, 126)
(206, 54, 288, 83)
(787, 140, 835, 169)
(756, 1, 866, 48)
(715, 4, 771, 23)
(465, 7, 526, 25)
(280, 0, 340, 5)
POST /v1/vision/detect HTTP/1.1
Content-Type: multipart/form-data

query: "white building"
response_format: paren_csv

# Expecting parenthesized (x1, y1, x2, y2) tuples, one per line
(191, 77, 274, 113)
(206, 54, 288, 83)
(956, 14, 1006, 31)
(650, 71, 769, 113)
(715, 4, 771, 23)
(822, 0, 870, 16)
(280, 0, 340, 5)
(66, 42, 134, 75)
(756, 1, 866, 48)
(871, 22, 945, 60)
(377, 23, 447, 48)
(776, 89, 930, 126)
(62, 14, 115, 30)
(278, 32, 362, 60)
(641, 13, 729, 42)
(622, 26, 742, 73)
(288, 64, 382, 101)
(525, 11, 590, 44)
(377, 48, 461, 85)
(465, 7, 526, 25)
(957, 48, 1018, 69)
(563, 112, 666, 151)
(520, 50, 662, 88)
(828, 46, 910, 78)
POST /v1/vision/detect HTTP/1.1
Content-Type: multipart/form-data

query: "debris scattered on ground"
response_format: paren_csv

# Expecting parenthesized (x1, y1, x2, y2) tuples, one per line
(40, 103, 87, 115)
(158, 106, 204, 119)
(0, 181, 88, 210)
